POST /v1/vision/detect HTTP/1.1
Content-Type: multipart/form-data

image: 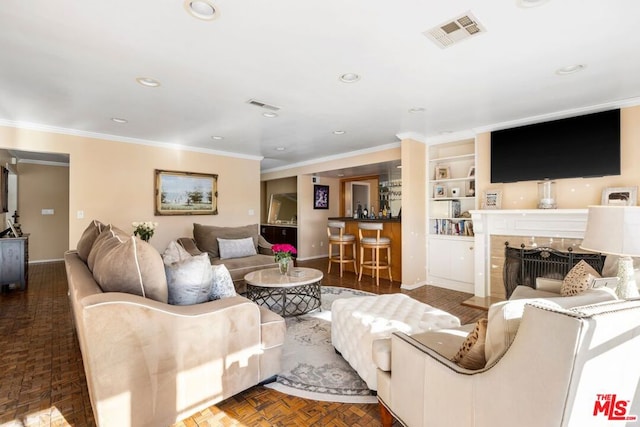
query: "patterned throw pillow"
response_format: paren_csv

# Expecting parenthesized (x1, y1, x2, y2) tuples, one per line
(217, 237, 257, 259)
(452, 318, 488, 370)
(561, 260, 601, 296)
(165, 253, 213, 305)
(210, 264, 236, 300)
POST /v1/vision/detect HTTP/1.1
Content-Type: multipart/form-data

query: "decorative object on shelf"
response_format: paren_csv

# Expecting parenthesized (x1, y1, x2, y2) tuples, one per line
(580, 205, 640, 298)
(537, 179, 557, 209)
(451, 187, 461, 197)
(601, 186, 638, 206)
(434, 184, 446, 198)
(155, 169, 218, 216)
(435, 165, 450, 180)
(482, 189, 502, 209)
(467, 166, 475, 178)
(467, 180, 476, 197)
(272, 243, 297, 275)
(132, 221, 158, 242)
(313, 184, 329, 209)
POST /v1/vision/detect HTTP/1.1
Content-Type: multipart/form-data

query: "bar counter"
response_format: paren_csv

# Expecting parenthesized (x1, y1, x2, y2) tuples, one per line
(328, 217, 401, 282)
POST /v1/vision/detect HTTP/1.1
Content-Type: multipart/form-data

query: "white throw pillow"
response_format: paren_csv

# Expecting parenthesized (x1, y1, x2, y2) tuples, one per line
(217, 237, 257, 259)
(210, 264, 236, 300)
(165, 253, 213, 305)
(162, 240, 193, 265)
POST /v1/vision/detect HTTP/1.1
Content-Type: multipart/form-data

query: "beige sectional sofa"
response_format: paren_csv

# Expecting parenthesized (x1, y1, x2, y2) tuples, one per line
(66, 221, 286, 427)
(178, 223, 278, 294)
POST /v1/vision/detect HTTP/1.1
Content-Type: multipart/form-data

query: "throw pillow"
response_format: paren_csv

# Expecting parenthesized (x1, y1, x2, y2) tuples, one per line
(210, 264, 236, 300)
(76, 220, 104, 262)
(452, 319, 488, 369)
(92, 231, 168, 303)
(165, 253, 213, 305)
(217, 237, 257, 259)
(162, 240, 194, 265)
(561, 260, 601, 296)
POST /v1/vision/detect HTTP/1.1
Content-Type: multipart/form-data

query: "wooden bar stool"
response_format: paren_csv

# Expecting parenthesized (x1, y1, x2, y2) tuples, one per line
(327, 221, 357, 277)
(358, 222, 392, 286)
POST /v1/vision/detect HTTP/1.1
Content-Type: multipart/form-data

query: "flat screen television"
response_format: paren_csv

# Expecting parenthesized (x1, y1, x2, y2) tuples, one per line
(490, 109, 620, 183)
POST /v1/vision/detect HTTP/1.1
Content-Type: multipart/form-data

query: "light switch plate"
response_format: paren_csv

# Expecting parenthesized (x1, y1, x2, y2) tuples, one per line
(41, 208, 54, 215)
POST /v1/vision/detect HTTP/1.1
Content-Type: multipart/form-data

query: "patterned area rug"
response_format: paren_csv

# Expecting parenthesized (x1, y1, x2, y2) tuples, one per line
(264, 286, 378, 404)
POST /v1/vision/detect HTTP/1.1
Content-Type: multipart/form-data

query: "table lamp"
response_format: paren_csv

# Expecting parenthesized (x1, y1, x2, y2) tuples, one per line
(580, 205, 640, 299)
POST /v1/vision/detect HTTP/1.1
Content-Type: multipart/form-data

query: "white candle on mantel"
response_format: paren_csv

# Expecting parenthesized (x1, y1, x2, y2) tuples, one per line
(541, 181, 554, 205)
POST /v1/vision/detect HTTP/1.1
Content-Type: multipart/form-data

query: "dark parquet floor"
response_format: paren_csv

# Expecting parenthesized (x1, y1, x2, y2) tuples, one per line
(0, 258, 486, 427)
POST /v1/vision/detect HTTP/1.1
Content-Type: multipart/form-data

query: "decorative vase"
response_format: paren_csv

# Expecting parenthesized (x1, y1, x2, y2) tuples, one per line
(278, 258, 291, 275)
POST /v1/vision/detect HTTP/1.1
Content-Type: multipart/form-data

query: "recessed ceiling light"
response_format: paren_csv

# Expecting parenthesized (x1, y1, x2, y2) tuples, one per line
(136, 77, 161, 87)
(333, 130, 346, 135)
(111, 117, 128, 124)
(556, 64, 586, 75)
(339, 73, 360, 83)
(409, 107, 426, 113)
(263, 112, 278, 118)
(211, 136, 224, 140)
(517, 0, 550, 8)
(275, 147, 286, 151)
(338, 173, 345, 177)
(184, 0, 218, 20)
(396, 165, 403, 169)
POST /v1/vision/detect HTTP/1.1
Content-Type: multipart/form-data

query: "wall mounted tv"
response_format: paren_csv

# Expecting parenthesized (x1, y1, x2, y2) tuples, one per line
(490, 109, 620, 183)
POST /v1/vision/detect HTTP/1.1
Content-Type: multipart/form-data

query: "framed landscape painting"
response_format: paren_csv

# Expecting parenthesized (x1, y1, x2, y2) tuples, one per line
(155, 169, 218, 215)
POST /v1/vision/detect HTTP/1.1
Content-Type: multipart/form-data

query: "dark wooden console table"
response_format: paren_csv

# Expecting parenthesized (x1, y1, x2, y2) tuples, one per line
(503, 243, 603, 299)
(0, 236, 29, 291)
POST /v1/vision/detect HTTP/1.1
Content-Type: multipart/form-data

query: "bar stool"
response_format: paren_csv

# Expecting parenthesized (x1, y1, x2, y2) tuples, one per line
(327, 221, 357, 277)
(358, 222, 392, 286)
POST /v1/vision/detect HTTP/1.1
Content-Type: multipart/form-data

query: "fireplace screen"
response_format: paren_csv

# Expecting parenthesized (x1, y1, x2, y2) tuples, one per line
(503, 243, 604, 299)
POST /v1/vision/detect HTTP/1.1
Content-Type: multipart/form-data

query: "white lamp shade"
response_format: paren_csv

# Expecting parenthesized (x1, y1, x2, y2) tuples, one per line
(580, 205, 640, 256)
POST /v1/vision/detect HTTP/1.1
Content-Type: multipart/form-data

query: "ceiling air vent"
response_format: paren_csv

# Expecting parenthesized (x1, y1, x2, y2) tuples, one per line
(424, 11, 486, 49)
(246, 99, 280, 111)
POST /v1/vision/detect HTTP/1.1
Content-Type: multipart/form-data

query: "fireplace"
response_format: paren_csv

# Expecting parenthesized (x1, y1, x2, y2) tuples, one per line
(470, 209, 591, 298)
(502, 243, 604, 299)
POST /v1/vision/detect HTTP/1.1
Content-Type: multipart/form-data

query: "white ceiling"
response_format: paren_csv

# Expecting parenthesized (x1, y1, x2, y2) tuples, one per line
(1, 0, 639, 174)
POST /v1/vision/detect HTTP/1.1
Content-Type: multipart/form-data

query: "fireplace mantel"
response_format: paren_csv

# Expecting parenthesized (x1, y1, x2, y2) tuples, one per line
(470, 209, 589, 297)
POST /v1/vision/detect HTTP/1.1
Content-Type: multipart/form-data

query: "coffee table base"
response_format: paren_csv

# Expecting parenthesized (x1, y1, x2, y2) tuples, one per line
(246, 281, 321, 317)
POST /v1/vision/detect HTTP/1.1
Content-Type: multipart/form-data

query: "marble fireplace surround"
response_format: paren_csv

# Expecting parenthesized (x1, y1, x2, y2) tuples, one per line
(470, 209, 590, 298)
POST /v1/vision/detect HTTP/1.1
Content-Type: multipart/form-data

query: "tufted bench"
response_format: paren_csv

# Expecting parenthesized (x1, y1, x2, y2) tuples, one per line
(331, 293, 460, 390)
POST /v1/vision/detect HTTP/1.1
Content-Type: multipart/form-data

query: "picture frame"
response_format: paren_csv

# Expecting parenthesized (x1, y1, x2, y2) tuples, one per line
(468, 166, 475, 178)
(601, 186, 638, 206)
(435, 165, 450, 180)
(482, 189, 502, 209)
(313, 184, 329, 209)
(434, 184, 446, 199)
(155, 169, 218, 215)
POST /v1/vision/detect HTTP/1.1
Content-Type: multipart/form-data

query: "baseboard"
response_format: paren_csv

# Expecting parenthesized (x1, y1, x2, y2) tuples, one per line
(296, 254, 328, 261)
(400, 281, 428, 290)
(29, 258, 64, 264)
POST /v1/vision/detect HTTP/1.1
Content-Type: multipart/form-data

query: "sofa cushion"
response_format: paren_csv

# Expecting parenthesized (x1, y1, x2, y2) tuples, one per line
(77, 220, 104, 262)
(193, 223, 258, 258)
(87, 225, 126, 271)
(218, 237, 257, 259)
(165, 253, 213, 305)
(452, 318, 488, 370)
(91, 231, 168, 303)
(561, 260, 601, 296)
(210, 264, 236, 300)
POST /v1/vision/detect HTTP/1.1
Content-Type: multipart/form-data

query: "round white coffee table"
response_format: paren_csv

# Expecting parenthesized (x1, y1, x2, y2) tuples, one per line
(244, 267, 323, 316)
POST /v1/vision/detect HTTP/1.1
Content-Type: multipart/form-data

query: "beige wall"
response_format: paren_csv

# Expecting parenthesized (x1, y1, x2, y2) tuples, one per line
(0, 126, 262, 255)
(400, 139, 427, 288)
(18, 163, 69, 261)
(476, 105, 640, 208)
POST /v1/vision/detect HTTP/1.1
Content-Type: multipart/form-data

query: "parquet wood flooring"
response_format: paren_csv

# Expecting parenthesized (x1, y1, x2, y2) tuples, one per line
(0, 258, 485, 427)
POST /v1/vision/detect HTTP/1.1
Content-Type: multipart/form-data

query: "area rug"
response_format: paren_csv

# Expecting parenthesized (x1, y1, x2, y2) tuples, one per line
(264, 286, 378, 404)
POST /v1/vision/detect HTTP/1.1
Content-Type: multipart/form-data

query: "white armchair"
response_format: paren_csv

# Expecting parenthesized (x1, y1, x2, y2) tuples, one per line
(376, 298, 640, 427)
